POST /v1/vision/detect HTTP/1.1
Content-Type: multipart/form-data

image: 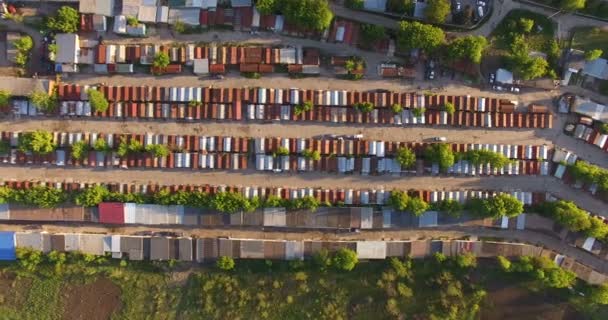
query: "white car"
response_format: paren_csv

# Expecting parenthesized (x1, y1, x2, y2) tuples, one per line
(511, 87, 520, 93)
(455, 2, 462, 11)
(433, 137, 447, 142)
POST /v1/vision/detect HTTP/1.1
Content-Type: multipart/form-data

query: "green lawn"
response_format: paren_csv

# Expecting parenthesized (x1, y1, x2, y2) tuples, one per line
(571, 27, 608, 58)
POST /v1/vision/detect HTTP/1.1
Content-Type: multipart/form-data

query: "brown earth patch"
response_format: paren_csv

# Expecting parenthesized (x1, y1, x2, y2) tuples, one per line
(61, 277, 121, 320)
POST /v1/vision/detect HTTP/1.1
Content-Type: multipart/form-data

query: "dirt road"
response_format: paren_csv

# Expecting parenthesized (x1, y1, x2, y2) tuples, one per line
(0, 166, 605, 215)
(1, 222, 606, 273)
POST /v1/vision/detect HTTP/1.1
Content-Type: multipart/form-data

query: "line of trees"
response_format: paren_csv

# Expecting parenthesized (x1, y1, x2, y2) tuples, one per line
(567, 161, 608, 192)
(534, 200, 608, 240)
(255, 0, 333, 31)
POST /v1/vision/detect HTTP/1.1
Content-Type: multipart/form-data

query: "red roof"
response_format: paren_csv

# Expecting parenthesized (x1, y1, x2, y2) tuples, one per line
(209, 64, 226, 74)
(98, 202, 125, 224)
(200, 10, 209, 26)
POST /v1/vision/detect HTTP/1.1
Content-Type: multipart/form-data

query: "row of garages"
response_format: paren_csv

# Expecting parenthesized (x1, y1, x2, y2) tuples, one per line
(573, 124, 608, 153)
(0, 231, 604, 284)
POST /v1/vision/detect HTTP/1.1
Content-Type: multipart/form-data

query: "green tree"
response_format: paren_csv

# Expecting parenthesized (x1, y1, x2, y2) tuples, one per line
(496, 256, 512, 272)
(435, 199, 463, 217)
(445, 36, 488, 64)
(443, 102, 456, 114)
(388, 190, 410, 211)
(345, 0, 365, 9)
(22, 186, 67, 208)
(281, 0, 334, 32)
(18, 130, 56, 155)
(463, 149, 512, 168)
(397, 21, 445, 52)
(543, 267, 576, 288)
(424, 143, 455, 172)
(354, 102, 374, 113)
(153, 52, 170, 69)
(117, 139, 144, 157)
(585, 49, 603, 61)
(93, 139, 110, 153)
(145, 144, 170, 158)
(411, 107, 426, 117)
(29, 90, 57, 112)
(313, 248, 333, 270)
(274, 146, 290, 157)
(590, 284, 608, 305)
(87, 88, 109, 113)
(407, 197, 429, 216)
(587, 216, 608, 239)
(559, 0, 586, 11)
(396, 147, 416, 169)
(455, 252, 477, 268)
(425, 0, 451, 23)
(388, 0, 414, 14)
(210, 192, 256, 213)
(126, 16, 139, 27)
(216, 256, 235, 270)
(75, 185, 110, 207)
(467, 194, 523, 218)
(70, 140, 90, 160)
(46, 6, 80, 33)
(506, 36, 549, 80)
(256, 0, 279, 14)
(360, 24, 387, 46)
(12, 36, 33, 52)
(294, 100, 314, 115)
(552, 200, 593, 232)
(16, 248, 43, 273)
(518, 18, 534, 33)
(0, 90, 10, 107)
(391, 103, 403, 114)
(302, 149, 321, 161)
(333, 248, 358, 271)
(173, 20, 187, 34)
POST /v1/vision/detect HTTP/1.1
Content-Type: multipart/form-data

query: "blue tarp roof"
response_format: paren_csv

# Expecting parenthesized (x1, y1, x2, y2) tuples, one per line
(0, 231, 16, 261)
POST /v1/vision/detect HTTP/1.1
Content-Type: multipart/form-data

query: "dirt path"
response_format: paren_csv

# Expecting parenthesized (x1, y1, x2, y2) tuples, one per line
(1, 223, 606, 273)
(0, 166, 605, 215)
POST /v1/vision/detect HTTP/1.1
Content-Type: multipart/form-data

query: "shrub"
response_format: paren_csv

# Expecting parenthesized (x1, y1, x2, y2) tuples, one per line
(294, 101, 314, 116)
(18, 130, 56, 155)
(93, 139, 110, 153)
(388, 190, 410, 211)
(153, 52, 170, 69)
(0, 90, 11, 107)
(87, 89, 109, 113)
(70, 141, 90, 160)
(496, 256, 511, 272)
(145, 144, 170, 158)
(353, 102, 374, 113)
(463, 149, 512, 168)
(411, 107, 426, 117)
(313, 248, 332, 270)
(333, 248, 358, 271)
(391, 103, 403, 114)
(302, 149, 321, 161)
(360, 24, 386, 47)
(434, 199, 463, 217)
(74, 185, 110, 207)
(407, 197, 429, 216)
(396, 147, 416, 169)
(345, 0, 364, 9)
(443, 102, 455, 114)
(466, 194, 523, 218)
(217, 256, 235, 270)
(126, 16, 139, 27)
(117, 139, 144, 157)
(29, 90, 58, 113)
(21, 186, 68, 208)
(46, 6, 79, 33)
(424, 143, 455, 172)
(274, 146, 289, 157)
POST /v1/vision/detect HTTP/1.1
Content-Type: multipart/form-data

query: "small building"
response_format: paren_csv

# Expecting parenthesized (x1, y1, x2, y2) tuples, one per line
(582, 58, 608, 81)
(561, 49, 585, 86)
(571, 96, 608, 123)
(55, 33, 80, 73)
(193, 58, 209, 75)
(0, 231, 16, 260)
(80, 0, 116, 17)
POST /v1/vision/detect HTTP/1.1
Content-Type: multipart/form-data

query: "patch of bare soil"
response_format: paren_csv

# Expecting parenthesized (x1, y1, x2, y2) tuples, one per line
(61, 277, 121, 320)
(480, 285, 580, 320)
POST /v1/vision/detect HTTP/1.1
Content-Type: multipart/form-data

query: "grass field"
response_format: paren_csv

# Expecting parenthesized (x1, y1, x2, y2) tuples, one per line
(571, 27, 608, 58)
(0, 252, 606, 319)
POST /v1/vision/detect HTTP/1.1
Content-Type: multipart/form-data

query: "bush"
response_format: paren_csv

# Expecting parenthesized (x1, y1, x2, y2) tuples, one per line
(302, 149, 321, 161)
(172, 20, 187, 34)
(353, 102, 374, 113)
(87, 89, 109, 113)
(443, 102, 456, 114)
(20, 186, 68, 208)
(463, 149, 512, 168)
(425, 0, 451, 23)
(117, 139, 144, 157)
(217, 256, 235, 270)
(145, 144, 170, 158)
(534, 200, 608, 240)
(46, 6, 79, 33)
(294, 101, 314, 116)
(0, 90, 11, 107)
(333, 248, 358, 271)
(18, 130, 56, 155)
(568, 160, 608, 192)
(70, 140, 90, 160)
(411, 107, 426, 117)
(466, 194, 524, 218)
(210, 192, 258, 213)
(126, 16, 139, 27)
(434, 199, 463, 217)
(388, 190, 429, 215)
(274, 146, 289, 157)
(281, 0, 334, 32)
(93, 139, 110, 153)
(585, 49, 603, 61)
(360, 24, 386, 48)
(396, 147, 416, 169)
(391, 103, 403, 114)
(313, 248, 332, 270)
(424, 143, 455, 172)
(496, 256, 511, 272)
(407, 197, 429, 216)
(256, 0, 279, 14)
(153, 52, 170, 69)
(397, 21, 445, 52)
(29, 90, 58, 113)
(455, 252, 477, 268)
(242, 72, 261, 79)
(74, 185, 110, 207)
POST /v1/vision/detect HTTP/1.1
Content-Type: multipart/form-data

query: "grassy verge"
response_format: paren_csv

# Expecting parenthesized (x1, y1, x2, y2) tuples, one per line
(21, 277, 63, 320)
(571, 27, 608, 56)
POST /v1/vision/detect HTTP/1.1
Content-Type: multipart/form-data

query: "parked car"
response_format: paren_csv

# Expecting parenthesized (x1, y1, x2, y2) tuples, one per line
(433, 137, 447, 142)
(455, 1, 462, 11)
(510, 87, 520, 93)
(489, 73, 495, 84)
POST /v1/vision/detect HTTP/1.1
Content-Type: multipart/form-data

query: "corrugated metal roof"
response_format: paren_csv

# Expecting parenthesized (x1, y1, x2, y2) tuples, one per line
(99, 202, 125, 224)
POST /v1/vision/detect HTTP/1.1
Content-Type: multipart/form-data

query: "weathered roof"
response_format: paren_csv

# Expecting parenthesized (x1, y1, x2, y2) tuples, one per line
(150, 237, 170, 260)
(15, 232, 44, 251)
(80, 0, 115, 16)
(138, 6, 158, 23)
(356, 241, 386, 259)
(572, 96, 608, 122)
(168, 8, 201, 25)
(55, 33, 79, 64)
(582, 58, 608, 80)
(193, 58, 209, 74)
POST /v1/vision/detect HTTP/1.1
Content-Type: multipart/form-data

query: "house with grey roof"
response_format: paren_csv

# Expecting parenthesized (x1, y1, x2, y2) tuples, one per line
(55, 33, 80, 73)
